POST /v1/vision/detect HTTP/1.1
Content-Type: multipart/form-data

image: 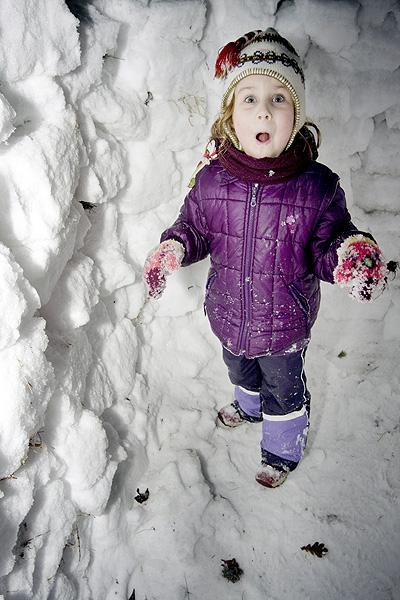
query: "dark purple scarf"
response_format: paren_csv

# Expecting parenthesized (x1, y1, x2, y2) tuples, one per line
(217, 132, 317, 184)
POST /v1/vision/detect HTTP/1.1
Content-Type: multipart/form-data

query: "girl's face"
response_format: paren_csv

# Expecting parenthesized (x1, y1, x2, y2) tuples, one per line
(232, 75, 295, 159)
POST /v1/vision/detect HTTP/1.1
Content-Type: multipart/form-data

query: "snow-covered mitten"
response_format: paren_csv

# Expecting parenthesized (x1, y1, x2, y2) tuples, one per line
(143, 239, 185, 299)
(333, 234, 387, 302)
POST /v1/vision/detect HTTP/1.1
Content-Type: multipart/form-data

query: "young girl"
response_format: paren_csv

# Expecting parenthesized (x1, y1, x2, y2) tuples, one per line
(143, 28, 387, 488)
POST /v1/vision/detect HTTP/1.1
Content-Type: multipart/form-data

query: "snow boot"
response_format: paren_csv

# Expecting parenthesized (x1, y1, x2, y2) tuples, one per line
(255, 462, 289, 488)
(217, 402, 246, 427)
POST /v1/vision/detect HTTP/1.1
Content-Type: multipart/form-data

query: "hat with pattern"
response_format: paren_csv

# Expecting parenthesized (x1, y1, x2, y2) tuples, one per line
(215, 28, 306, 149)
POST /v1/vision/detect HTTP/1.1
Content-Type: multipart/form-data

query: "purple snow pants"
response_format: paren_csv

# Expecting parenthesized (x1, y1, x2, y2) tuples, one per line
(222, 348, 310, 471)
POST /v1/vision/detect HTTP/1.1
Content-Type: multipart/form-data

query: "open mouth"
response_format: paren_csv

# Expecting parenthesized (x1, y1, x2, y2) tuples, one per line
(256, 132, 270, 143)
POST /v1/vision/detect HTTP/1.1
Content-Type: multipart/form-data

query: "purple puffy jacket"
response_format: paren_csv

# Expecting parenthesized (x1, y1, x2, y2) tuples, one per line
(161, 158, 359, 358)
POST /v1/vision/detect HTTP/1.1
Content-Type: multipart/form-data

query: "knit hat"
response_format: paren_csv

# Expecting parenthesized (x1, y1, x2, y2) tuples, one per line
(215, 28, 306, 149)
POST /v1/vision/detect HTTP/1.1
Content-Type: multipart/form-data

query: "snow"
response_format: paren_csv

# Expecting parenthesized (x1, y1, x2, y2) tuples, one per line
(0, 0, 399, 599)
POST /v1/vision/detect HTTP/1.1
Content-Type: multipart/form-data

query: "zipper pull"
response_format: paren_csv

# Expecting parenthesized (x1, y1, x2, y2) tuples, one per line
(251, 183, 258, 207)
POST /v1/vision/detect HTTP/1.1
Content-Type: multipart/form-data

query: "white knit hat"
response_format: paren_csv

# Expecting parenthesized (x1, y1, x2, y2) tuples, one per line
(215, 28, 306, 149)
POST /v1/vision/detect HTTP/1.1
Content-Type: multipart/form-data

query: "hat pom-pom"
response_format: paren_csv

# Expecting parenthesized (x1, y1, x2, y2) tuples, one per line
(215, 30, 261, 79)
(215, 41, 241, 78)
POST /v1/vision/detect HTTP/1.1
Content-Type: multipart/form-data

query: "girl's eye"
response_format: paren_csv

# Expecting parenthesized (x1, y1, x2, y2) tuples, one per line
(273, 95, 285, 103)
(244, 96, 256, 103)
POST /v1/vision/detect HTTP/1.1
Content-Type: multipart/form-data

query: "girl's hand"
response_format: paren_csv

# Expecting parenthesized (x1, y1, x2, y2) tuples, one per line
(143, 240, 185, 299)
(333, 235, 387, 302)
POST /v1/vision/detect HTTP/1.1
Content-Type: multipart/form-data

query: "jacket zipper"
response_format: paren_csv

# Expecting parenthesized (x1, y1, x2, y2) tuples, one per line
(238, 183, 259, 352)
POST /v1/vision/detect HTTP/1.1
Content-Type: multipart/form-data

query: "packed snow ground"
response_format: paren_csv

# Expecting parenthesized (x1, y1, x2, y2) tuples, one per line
(0, 0, 399, 599)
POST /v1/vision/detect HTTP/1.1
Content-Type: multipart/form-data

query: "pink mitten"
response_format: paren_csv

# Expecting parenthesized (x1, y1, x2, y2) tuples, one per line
(333, 235, 387, 302)
(143, 240, 185, 299)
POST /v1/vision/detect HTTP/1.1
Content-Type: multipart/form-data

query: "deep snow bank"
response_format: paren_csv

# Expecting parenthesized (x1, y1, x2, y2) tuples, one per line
(0, 1, 399, 599)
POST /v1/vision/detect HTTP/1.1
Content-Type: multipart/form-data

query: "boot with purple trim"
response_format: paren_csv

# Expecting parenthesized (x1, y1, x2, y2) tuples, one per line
(255, 462, 289, 488)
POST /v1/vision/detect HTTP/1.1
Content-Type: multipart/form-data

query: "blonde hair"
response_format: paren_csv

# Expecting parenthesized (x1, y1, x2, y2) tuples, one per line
(210, 96, 235, 150)
(299, 121, 322, 160)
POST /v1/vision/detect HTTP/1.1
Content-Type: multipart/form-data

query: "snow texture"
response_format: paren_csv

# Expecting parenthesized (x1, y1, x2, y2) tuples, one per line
(0, 0, 399, 599)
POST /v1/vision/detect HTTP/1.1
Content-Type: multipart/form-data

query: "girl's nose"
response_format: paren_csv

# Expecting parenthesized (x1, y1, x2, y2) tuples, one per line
(257, 104, 271, 119)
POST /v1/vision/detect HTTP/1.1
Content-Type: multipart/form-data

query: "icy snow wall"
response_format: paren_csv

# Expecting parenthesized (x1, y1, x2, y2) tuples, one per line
(0, 0, 399, 599)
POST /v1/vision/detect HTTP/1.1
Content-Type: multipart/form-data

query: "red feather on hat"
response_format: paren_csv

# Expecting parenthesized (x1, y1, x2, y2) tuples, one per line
(214, 30, 262, 78)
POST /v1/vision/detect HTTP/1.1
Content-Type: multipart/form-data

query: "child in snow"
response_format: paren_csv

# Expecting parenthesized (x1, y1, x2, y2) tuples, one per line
(143, 29, 387, 488)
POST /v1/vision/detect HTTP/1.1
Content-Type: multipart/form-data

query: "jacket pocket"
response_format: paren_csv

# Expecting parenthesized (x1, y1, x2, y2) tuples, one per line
(204, 270, 218, 315)
(288, 281, 311, 337)
(288, 282, 310, 316)
(205, 270, 217, 298)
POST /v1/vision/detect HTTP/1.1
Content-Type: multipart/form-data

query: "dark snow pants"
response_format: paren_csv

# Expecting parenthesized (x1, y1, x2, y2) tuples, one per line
(222, 347, 311, 471)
